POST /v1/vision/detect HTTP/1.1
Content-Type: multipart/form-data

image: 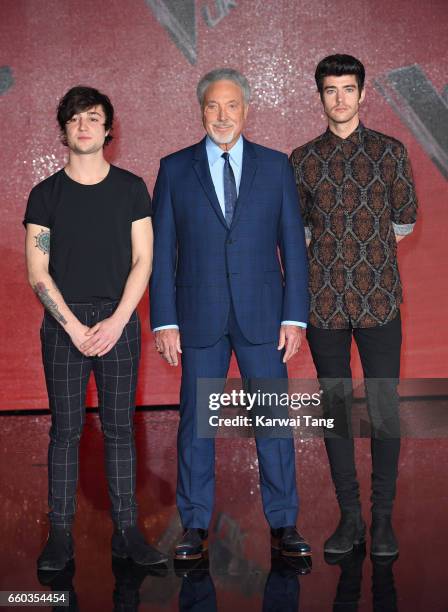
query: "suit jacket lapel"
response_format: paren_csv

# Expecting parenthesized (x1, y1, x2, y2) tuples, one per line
(193, 138, 228, 229)
(231, 137, 257, 229)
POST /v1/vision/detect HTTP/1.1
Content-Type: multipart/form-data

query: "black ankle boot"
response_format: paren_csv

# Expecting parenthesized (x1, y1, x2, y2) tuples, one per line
(370, 515, 398, 556)
(324, 510, 366, 555)
(112, 525, 168, 566)
(37, 525, 74, 571)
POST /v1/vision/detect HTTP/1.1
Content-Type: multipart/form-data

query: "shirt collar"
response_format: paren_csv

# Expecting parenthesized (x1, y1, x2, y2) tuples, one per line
(206, 135, 244, 167)
(325, 121, 364, 145)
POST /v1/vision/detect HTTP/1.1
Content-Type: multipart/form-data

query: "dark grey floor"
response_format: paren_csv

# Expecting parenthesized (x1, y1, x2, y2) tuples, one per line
(1, 411, 447, 611)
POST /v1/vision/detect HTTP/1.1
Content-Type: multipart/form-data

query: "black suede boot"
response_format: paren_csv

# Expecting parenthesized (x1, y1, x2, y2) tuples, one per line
(112, 525, 168, 566)
(37, 525, 74, 571)
(370, 515, 398, 557)
(324, 509, 366, 555)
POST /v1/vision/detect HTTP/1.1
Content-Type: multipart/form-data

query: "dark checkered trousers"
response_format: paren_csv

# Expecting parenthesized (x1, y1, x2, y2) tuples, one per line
(40, 301, 140, 529)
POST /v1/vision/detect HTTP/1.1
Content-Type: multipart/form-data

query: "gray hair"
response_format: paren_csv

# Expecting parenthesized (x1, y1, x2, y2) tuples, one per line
(197, 68, 251, 107)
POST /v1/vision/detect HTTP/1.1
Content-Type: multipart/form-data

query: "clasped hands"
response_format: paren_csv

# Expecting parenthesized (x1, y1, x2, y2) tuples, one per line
(154, 324, 302, 366)
(68, 316, 126, 357)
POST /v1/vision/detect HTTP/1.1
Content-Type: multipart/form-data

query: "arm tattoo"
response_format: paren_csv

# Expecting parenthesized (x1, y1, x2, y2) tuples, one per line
(34, 229, 50, 255)
(33, 281, 67, 325)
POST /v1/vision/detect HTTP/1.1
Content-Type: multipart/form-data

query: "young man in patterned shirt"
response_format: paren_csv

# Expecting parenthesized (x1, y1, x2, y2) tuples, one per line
(290, 54, 418, 557)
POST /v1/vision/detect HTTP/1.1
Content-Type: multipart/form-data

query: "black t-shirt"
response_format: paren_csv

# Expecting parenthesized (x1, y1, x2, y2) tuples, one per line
(24, 165, 152, 302)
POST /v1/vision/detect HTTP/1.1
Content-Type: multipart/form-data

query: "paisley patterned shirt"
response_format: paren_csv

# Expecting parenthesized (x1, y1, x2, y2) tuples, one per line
(290, 123, 418, 329)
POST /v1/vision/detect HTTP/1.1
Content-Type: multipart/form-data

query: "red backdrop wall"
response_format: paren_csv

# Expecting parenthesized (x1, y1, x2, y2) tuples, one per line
(1, 0, 447, 410)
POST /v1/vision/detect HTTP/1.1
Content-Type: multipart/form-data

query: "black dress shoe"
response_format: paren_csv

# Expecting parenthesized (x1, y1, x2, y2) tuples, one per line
(270, 526, 312, 557)
(112, 525, 168, 565)
(370, 515, 398, 557)
(175, 529, 208, 560)
(324, 511, 366, 555)
(37, 526, 74, 571)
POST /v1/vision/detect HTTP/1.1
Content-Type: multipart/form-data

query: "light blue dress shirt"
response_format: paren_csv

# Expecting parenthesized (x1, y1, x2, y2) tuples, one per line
(206, 135, 243, 214)
(153, 135, 306, 331)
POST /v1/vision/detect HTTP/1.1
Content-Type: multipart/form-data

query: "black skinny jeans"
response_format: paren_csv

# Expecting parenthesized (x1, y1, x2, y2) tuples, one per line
(307, 312, 402, 515)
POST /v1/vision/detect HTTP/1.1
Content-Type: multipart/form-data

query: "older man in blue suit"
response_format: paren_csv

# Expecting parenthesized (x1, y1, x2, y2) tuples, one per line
(150, 68, 310, 560)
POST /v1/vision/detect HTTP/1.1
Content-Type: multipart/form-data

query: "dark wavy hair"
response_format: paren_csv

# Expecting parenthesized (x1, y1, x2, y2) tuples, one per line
(57, 85, 114, 146)
(315, 54, 365, 98)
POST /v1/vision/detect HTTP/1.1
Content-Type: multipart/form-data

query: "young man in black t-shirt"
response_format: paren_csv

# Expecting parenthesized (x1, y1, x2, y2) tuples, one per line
(24, 86, 167, 570)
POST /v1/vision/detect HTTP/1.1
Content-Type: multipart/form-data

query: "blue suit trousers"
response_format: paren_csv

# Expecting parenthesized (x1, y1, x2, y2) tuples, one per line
(176, 305, 299, 529)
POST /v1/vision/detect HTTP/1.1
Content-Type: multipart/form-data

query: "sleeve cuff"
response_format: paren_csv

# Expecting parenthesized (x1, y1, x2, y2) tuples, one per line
(23, 218, 51, 229)
(281, 321, 307, 329)
(153, 324, 179, 332)
(304, 227, 311, 241)
(393, 222, 415, 236)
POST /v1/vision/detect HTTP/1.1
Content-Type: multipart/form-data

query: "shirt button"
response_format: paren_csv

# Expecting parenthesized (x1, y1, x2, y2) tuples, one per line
(227, 238, 233, 244)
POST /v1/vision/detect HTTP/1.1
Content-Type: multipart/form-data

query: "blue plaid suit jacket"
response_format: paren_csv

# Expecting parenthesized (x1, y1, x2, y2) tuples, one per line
(150, 137, 309, 348)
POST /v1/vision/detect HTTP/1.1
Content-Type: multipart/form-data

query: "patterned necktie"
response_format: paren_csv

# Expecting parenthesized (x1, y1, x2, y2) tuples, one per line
(222, 152, 237, 227)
